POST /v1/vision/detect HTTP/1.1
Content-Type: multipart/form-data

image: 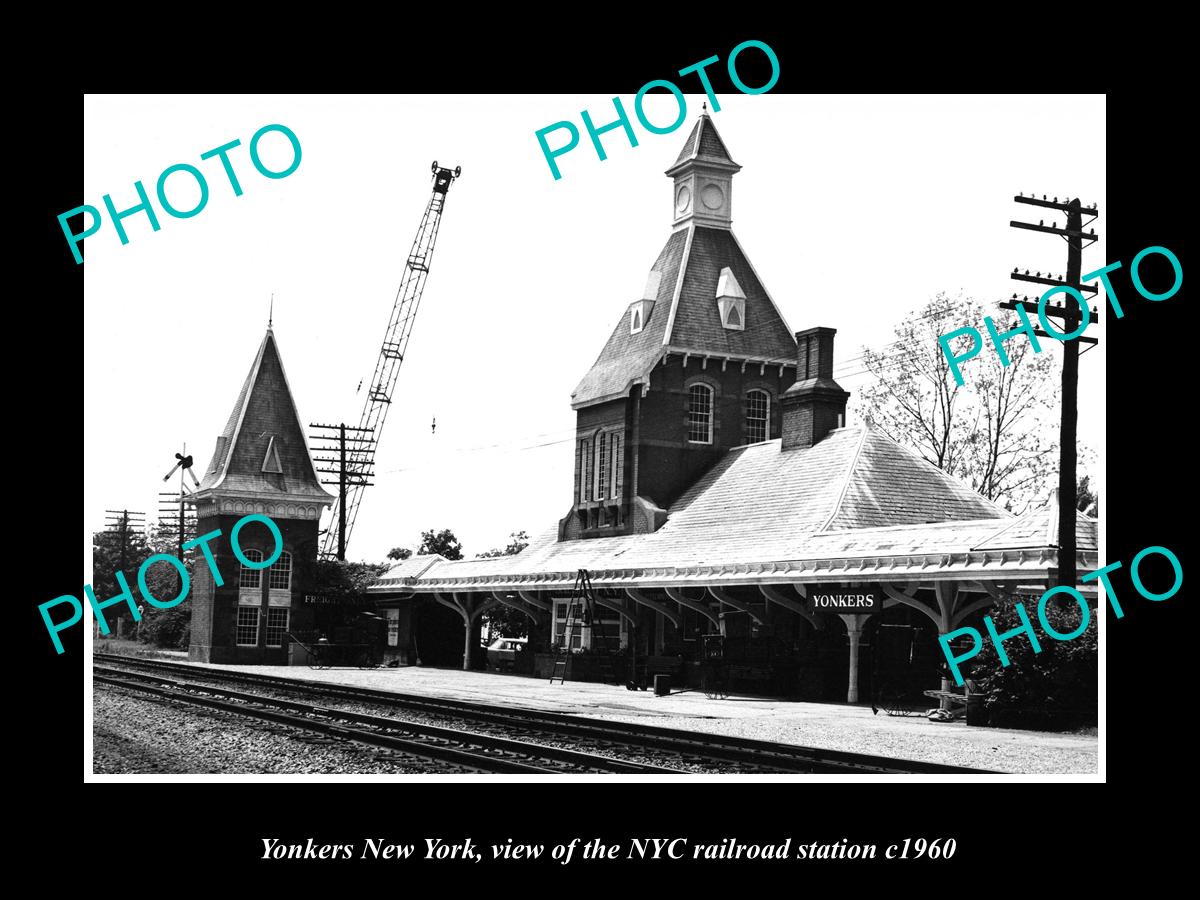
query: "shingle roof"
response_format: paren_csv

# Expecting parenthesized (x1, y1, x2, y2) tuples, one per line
(367, 427, 1094, 595)
(668, 114, 740, 172)
(570, 229, 687, 407)
(571, 227, 796, 408)
(378, 554, 446, 581)
(972, 501, 1097, 552)
(826, 429, 1006, 530)
(667, 227, 797, 361)
(573, 117, 793, 408)
(194, 329, 333, 505)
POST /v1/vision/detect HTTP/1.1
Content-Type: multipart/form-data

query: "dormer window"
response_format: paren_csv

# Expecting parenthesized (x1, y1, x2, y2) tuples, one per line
(716, 267, 746, 331)
(262, 435, 283, 473)
(630, 270, 662, 335)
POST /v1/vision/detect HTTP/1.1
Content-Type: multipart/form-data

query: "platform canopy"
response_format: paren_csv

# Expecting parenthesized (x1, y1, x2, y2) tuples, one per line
(369, 428, 1097, 597)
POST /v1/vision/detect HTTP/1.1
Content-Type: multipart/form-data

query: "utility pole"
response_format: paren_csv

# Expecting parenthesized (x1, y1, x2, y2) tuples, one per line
(309, 423, 376, 561)
(157, 492, 197, 559)
(103, 509, 145, 637)
(1001, 194, 1100, 589)
(104, 509, 146, 573)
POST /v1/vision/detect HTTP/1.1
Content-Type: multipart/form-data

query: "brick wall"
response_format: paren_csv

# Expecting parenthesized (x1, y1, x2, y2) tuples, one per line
(187, 511, 318, 663)
(635, 355, 796, 509)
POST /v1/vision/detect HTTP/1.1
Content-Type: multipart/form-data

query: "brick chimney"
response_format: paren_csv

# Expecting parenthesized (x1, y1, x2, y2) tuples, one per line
(781, 327, 851, 451)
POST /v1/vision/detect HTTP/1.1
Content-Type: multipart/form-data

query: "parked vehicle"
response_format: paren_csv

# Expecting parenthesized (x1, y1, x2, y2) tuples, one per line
(486, 637, 528, 670)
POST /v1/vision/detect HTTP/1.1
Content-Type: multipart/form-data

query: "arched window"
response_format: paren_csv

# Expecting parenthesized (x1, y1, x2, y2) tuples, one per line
(746, 390, 771, 443)
(239, 548, 264, 588)
(595, 433, 609, 500)
(687, 383, 714, 444)
(268, 551, 292, 590)
(579, 436, 592, 503)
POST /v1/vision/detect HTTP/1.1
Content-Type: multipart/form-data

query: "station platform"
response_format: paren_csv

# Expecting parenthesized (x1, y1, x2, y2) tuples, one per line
(162, 658, 1097, 775)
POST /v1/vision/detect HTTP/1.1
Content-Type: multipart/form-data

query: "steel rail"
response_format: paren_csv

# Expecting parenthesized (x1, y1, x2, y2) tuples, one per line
(93, 654, 995, 774)
(95, 667, 669, 775)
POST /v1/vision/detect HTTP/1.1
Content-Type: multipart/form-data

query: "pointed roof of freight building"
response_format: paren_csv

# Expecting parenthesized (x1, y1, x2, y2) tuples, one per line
(572, 117, 795, 408)
(194, 328, 333, 506)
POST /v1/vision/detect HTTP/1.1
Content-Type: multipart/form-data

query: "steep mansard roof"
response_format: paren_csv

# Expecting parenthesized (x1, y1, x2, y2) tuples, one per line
(572, 114, 794, 409)
(570, 226, 797, 407)
(369, 427, 1097, 593)
(195, 329, 333, 505)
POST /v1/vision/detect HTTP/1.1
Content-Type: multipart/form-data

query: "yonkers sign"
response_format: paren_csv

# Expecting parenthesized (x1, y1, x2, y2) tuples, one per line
(808, 586, 881, 613)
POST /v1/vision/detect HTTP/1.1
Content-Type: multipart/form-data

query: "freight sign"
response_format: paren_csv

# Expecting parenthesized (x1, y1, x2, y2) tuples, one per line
(301, 594, 374, 607)
(808, 586, 881, 613)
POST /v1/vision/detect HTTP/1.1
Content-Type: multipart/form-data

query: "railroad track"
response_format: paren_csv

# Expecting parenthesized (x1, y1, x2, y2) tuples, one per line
(94, 666, 675, 775)
(94, 654, 994, 774)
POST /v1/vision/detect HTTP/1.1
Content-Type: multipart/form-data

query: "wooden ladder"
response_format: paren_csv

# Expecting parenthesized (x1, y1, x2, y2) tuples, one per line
(550, 569, 615, 684)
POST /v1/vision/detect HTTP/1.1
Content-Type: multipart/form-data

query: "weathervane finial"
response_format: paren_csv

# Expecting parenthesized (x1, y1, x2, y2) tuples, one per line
(269, 293, 274, 329)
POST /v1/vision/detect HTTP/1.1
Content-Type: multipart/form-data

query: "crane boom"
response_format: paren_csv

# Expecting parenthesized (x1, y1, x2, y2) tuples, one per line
(320, 161, 461, 558)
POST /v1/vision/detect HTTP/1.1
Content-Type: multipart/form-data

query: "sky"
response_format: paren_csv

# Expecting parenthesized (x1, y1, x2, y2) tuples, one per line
(83, 93, 1105, 568)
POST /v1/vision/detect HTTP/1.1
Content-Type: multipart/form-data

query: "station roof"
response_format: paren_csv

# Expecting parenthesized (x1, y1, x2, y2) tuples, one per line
(369, 427, 1097, 594)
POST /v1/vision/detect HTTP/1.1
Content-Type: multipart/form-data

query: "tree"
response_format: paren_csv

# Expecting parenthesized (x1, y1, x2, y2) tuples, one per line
(417, 528, 463, 560)
(855, 292, 1059, 512)
(310, 559, 390, 602)
(387, 547, 413, 561)
(478, 531, 532, 639)
(1076, 475, 1099, 517)
(91, 527, 151, 641)
(476, 530, 530, 559)
(92, 525, 194, 647)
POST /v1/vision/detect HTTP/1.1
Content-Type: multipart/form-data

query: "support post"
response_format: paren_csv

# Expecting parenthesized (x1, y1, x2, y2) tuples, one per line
(837, 613, 871, 703)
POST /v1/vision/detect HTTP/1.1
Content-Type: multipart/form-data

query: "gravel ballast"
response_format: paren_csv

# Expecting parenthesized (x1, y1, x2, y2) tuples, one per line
(93, 683, 459, 774)
(102, 662, 1099, 774)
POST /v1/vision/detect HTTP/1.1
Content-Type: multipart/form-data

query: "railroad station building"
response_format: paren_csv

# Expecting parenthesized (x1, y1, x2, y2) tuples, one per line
(367, 113, 1098, 703)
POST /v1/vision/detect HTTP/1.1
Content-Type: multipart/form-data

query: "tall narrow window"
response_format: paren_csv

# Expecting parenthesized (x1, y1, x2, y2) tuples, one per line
(239, 548, 264, 588)
(687, 384, 714, 444)
(265, 608, 289, 647)
(578, 438, 592, 504)
(582, 438, 593, 503)
(596, 433, 609, 500)
(235, 607, 259, 646)
(746, 390, 770, 443)
(609, 432, 621, 499)
(268, 551, 292, 590)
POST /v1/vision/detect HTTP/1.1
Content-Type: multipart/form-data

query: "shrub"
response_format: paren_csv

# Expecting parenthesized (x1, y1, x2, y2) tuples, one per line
(979, 595, 1098, 730)
(139, 605, 191, 649)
